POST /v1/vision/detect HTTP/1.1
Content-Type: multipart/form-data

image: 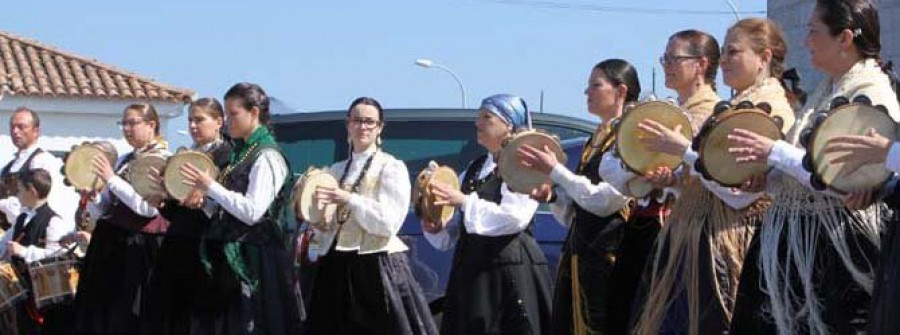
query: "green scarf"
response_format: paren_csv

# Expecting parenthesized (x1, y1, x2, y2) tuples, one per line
(202, 125, 278, 293)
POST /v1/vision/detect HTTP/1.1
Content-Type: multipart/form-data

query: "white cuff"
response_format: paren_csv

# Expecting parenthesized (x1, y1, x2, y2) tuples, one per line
(767, 140, 804, 172)
(683, 148, 699, 166)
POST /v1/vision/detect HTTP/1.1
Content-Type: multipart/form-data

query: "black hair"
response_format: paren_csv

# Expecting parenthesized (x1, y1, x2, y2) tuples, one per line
(224, 82, 273, 134)
(593, 59, 641, 102)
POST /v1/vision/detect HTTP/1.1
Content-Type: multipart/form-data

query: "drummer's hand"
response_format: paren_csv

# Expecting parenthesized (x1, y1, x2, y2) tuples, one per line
(824, 128, 892, 176)
(180, 162, 213, 191)
(645, 166, 676, 189)
(728, 128, 774, 164)
(517, 144, 558, 176)
(842, 190, 877, 210)
(315, 186, 351, 205)
(421, 219, 445, 234)
(431, 182, 466, 207)
(6, 241, 25, 257)
(91, 154, 115, 182)
(738, 173, 767, 193)
(73, 231, 91, 245)
(638, 120, 689, 156)
(180, 189, 205, 209)
(529, 184, 554, 203)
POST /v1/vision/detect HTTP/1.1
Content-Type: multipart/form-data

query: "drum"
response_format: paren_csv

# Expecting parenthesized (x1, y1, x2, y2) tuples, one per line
(413, 164, 460, 225)
(0, 262, 25, 312)
(63, 141, 118, 192)
(614, 101, 693, 176)
(164, 149, 220, 201)
(800, 96, 899, 193)
(693, 101, 783, 187)
(498, 129, 566, 194)
(27, 256, 79, 309)
(127, 153, 168, 200)
(292, 167, 340, 231)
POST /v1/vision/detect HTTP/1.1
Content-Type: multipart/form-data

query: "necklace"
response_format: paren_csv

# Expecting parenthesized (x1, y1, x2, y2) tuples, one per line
(336, 151, 377, 224)
(218, 142, 259, 184)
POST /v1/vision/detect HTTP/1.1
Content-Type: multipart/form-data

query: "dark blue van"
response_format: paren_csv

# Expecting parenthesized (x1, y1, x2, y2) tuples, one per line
(272, 109, 595, 311)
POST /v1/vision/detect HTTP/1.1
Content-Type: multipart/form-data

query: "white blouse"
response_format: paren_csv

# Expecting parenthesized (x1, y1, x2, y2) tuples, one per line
(424, 154, 538, 251)
(88, 151, 167, 220)
(548, 157, 629, 228)
(681, 148, 765, 209)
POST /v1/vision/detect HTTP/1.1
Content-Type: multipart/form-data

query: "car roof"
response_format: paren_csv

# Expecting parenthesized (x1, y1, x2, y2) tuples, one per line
(271, 108, 597, 133)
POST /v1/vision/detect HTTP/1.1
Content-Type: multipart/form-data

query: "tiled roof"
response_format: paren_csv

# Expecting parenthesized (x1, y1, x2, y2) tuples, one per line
(0, 31, 193, 103)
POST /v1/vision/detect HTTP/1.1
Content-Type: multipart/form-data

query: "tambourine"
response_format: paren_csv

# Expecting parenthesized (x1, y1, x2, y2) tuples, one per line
(63, 141, 119, 192)
(693, 101, 784, 187)
(613, 101, 693, 178)
(163, 149, 219, 201)
(800, 95, 898, 194)
(413, 163, 460, 225)
(127, 153, 168, 201)
(497, 129, 567, 194)
(291, 167, 340, 231)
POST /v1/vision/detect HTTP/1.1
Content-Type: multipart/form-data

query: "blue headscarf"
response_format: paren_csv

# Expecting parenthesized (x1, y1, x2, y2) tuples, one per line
(480, 94, 532, 131)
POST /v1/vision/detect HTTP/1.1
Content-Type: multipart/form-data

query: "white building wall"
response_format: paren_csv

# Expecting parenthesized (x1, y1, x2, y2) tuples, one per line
(768, 0, 899, 93)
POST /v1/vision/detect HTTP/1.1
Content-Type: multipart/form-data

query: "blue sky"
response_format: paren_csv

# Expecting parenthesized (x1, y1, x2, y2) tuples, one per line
(3, 0, 766, 123)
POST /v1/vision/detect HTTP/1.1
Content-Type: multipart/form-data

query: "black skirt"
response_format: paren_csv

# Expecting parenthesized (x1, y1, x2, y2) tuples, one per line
(442, 232, 552, 335)
(730, 215, 877, 334)
(141, 234, 205, 335)
(869, 209, 900, 334)
(307, 249, 438, 335)
(190, 241, 304, 335)
(74, 221, 160, 334)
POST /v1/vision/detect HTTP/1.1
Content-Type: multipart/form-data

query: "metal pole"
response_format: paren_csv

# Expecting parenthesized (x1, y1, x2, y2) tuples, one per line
(723, 0, 741, 21)
(432, 64, 466, 108)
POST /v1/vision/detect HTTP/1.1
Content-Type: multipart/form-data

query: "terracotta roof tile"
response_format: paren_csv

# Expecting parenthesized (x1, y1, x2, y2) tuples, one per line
(0, 31, 193, 102)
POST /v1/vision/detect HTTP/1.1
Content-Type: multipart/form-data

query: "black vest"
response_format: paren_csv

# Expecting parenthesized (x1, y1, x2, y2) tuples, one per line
(1, 149, 45, 229)
(453, 155, 545, 270)
(11, 203, 56, 249)
(206, 143, 288, 245)
(100, 144, 166, 232)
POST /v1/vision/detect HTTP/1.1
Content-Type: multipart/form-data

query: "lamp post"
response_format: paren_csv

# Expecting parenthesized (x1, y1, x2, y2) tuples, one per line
(415, 58, 467, 108)
(723, 0, 741, 20)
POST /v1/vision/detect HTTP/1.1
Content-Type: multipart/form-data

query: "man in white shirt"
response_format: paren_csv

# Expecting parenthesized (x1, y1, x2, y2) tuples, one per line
(0, 107, 78, 228)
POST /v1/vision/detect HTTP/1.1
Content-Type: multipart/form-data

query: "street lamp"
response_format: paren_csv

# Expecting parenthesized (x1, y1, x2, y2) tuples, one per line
(723, 0, 741, 20)
(415, 58, 467, 108)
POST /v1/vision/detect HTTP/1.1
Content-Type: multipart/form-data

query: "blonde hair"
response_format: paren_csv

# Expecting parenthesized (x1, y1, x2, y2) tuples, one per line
(124, 103, 167, 149)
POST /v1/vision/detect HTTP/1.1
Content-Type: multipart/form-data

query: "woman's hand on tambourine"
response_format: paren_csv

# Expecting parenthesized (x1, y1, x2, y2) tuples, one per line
(421, 219, 445, 234)
(91, 154, 115, 182)
(842, 189, 877, 210)
(738, 173, 767, 193)
(180, 162, 213, 191)
(728, 128, 774, 164)
(637, 119, 689, 156)
(529, 184, 553, 203)
(824, 128, 892, 176)
(315, 186, 351, 205)
(431, 182, 466, 207)
(144, 166, 167, 208)
(517, 144, 557, 176)
(645, 166, 676, 189)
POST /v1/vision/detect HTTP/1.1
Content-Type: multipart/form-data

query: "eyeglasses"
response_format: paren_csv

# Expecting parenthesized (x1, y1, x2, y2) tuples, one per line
(348, 117, 382, 128)
(117, 119, 146, 128)
(659, 54, 701, 66)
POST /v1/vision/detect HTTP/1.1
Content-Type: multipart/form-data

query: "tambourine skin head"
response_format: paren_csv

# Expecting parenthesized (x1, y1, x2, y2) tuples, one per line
(852, 95, 872, 105)
(756, 102, 773, 114)
(806, 102, 896, 193)
(713, 101, 732, 115)
(615, 101, 693, 176)
(498, 130, 566, 194)
(294, 168, 340, 230)
(696, 108, 781, 187)
(163, 151, 219, 201)
(735, 101, 755, 110)
(830, 96, 850, 109)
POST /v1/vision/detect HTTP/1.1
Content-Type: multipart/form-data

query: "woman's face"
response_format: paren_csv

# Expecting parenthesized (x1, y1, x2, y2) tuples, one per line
(584, 68, 625, 121)
(225, 98, 258, 140)
(346, 104, 383, 151)
(663, 38, 703, 93)
(188, 109, 223, 146)
(720, 32, 768, 91)
(805, 7, 847, 75)
(475, 109, 510, 153)
(121, 109, 156, 149)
